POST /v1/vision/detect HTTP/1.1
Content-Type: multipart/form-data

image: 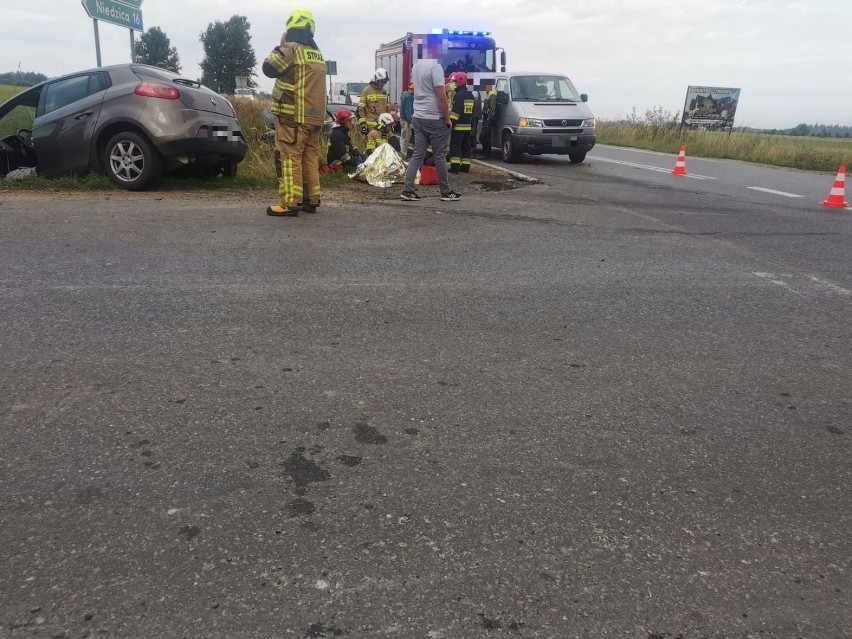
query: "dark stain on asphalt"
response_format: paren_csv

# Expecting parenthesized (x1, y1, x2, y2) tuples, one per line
(826, 425, 844, 435)
(202, 470, 255, 495)
(287, 498, 315, 517)
(353, 422, 388, 444)
(317, 421, 331, 431)
(283, 451, 331, 487)
(178, 525, 201, 541)
(306, 622, 345, 637)
(75, 487, 104, 505)
(478, 613, 524, 632)
(404, 428, 419, 435)
(337, 455, 362, 466)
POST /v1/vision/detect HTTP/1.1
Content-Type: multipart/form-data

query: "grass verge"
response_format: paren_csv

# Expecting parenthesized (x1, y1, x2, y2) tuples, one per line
(597, 122, 852, 173)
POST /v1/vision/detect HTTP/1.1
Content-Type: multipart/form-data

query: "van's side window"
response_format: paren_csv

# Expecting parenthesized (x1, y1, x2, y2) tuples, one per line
(496, 78, 508, 96)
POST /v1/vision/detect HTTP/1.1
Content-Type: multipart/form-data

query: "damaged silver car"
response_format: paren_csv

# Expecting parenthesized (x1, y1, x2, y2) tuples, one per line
(0, 64, 247, 190)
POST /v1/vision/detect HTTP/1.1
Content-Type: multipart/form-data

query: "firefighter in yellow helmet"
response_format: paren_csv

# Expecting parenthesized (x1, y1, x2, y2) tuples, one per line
(365, 112, 401, 156)
(262, 8, 326, 216)
(358, 68, 390, 137)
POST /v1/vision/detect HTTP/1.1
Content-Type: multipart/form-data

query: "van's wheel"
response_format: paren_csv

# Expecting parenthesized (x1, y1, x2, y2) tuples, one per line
(568, 151, 587, 164)
(103, 131, 161, 190)
(501, 132, 518, 163)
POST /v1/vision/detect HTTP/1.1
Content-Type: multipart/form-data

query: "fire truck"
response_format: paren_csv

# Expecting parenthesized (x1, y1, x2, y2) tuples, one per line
(375, 29, 506, 103)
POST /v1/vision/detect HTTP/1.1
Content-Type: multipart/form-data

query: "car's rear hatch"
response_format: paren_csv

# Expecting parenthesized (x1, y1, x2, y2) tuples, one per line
(131, 64, 236, 118)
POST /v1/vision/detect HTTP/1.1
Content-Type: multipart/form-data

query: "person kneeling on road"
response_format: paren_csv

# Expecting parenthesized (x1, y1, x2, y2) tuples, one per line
(365, 112, 401, 157)
(322, 108, 363, 172)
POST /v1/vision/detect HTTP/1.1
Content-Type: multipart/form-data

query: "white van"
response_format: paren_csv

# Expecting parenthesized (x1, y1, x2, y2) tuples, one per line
(490, 72, 596, 163)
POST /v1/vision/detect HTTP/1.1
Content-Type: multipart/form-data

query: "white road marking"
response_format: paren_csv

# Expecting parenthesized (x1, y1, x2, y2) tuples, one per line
(753, 272, 851, 296)
(588, 155, 717, 180)
(752, 272, 802, 294)
(808, 276, 852, 296)
(747, 187, 804, 198)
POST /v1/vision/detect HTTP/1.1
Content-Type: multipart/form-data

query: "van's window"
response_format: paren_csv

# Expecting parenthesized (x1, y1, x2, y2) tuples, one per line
(510, 76, 581, 102)
(495, 78, 508, 94)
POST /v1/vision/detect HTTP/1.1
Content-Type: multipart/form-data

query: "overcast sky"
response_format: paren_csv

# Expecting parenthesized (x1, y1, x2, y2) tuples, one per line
(3, 0, 851, 129)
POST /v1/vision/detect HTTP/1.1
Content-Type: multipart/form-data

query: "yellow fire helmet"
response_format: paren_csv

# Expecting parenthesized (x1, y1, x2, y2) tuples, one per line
(286, 8, 315, 35)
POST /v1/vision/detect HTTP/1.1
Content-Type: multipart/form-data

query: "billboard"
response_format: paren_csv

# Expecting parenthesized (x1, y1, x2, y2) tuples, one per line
(681, 86, 741, 130)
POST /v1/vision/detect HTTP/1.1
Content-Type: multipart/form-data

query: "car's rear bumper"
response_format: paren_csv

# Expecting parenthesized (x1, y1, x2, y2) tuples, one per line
(138, 105, 247, 163)
(157, 134, 247, 163)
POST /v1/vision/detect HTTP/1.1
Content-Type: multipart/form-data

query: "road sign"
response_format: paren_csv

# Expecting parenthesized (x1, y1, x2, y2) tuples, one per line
(81, 0, 143, 31)
(115, 0, 142, 6)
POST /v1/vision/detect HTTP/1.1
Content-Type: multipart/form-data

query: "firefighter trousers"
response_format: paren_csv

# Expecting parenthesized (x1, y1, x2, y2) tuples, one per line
(449, 130, 472, 173)
(274, 117, 322, 208)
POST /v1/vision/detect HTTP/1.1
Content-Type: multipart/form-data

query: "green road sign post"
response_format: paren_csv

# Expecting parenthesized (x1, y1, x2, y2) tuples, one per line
(82, 0, 143, 31)
(81, 0, 144, 66)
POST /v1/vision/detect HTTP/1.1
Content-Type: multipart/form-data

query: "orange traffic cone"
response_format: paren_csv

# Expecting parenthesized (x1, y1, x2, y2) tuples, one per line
(671, 145, 687, 176)
(822, 166, 849, 208)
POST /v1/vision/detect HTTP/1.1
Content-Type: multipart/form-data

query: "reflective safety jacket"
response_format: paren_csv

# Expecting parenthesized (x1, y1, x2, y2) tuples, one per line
(358, 83, 389, 130)
(328, 125, 360, 168)
(365, 124, 400, 155)
(265, 40, 327, 125)
(449, 86, 475, 132)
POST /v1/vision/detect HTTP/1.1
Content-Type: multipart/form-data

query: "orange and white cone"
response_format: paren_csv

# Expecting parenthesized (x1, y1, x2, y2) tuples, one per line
(671, 145, 687, 176)
(822, 166, 849, 208)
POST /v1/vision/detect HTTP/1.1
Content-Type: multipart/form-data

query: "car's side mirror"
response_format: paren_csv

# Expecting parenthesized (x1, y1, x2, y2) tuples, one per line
(580, 94, 588, 103)
(500, 51, 506, 72)
(496, 92, 508, 105)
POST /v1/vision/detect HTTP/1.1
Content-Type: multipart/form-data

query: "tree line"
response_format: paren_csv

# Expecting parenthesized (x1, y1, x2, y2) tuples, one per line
(0, 71, 49, 86)
(747, 123, 852, 138)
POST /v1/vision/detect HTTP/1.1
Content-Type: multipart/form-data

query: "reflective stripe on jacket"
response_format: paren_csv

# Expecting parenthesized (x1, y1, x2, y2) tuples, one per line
(265, 41, 326, 125)
(450, 87, 475, 132)
(358, 84, 389, 128)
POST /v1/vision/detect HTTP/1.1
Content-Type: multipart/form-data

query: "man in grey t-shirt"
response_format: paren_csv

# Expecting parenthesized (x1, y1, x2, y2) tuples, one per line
(400, 60, 461, 201)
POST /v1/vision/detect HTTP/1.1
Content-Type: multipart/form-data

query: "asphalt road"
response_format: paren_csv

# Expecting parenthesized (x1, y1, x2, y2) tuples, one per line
(1, 149, 850, 638)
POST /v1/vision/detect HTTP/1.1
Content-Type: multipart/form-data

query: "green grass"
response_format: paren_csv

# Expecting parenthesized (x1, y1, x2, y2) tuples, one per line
(0, 84, 26, 102)
(597, 121, 852, 173)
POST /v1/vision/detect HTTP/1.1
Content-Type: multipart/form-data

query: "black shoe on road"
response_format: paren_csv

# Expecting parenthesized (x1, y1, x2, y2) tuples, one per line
(440, 191, 462, 201)
(400, 190, 421, 201)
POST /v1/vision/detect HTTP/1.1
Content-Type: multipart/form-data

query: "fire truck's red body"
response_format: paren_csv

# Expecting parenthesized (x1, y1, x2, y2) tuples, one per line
(376, 30, 505, 102)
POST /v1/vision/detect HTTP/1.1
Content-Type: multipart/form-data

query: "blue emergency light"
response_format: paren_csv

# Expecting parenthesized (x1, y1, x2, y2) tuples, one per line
(432, 29, 492, 36)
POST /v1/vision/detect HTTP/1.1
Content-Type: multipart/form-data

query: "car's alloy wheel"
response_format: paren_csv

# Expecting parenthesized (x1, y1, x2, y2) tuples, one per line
(103, 131, 161, 191)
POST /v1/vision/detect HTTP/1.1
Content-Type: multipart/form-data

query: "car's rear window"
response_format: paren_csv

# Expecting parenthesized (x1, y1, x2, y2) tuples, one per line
(130, 65, 184, 82)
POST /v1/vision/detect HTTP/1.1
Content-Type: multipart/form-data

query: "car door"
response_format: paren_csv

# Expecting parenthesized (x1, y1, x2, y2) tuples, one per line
(32, 72, 108, 177)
